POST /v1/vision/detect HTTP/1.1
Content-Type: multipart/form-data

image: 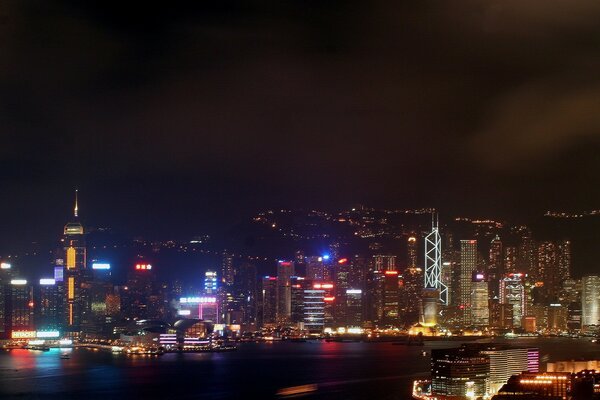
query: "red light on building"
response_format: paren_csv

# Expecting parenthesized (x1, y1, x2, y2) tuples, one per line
(28, 301, 34, 308)
(321, 283, 334, 289)
(313, 283, 322, 289)
(338, 258, 348, 264)
(384, 270, 398, 275)
(135, 264, 152, 270)
(324, 297, 335, 302)
(279, 261, 292, 266)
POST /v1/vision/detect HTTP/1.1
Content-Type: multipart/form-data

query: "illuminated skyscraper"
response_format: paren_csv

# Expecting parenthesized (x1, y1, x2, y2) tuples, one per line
(373, 255, 396, 272)
(500, 273, 526, 328)
(36, 278, 61, 331)
(581, 275, 600, 330)
(407, 236, 418, 268)
(504, 246, 518, 275)
(470, 272, 489, 327)
(8, 279, 34, 335)
(221, 252, 235, 287)
(259, 276, 277, 327)
(424, 217, 447, 305)
(204, 271, 218, 294)
(537, 241, 558, 297)
(488, 236, 503, 297)
(557, 240, 571, 284)
(276, 260, 295, 324)
(460, 240, 477, 325)
(60, 190, 88, 332)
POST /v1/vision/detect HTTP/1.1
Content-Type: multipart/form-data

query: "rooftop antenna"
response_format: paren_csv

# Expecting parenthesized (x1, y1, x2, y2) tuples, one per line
(74, 189, 79, 218)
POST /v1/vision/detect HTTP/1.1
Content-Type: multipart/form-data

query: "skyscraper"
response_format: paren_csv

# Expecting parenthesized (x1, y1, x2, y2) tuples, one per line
(471, 272, 489, 327)
(500, 273, 526, 328)
(488, 235, 503, 297)
(221, 252, 235, 287)
(60, 191, 88, 332)
(276, 261, 295, 324)
(581, 275, 600, 330)
(460, 240, 477, 325)
(407, 236, 418, 268)
(424, 217, 447, 305)
(259, 276, 277, 327)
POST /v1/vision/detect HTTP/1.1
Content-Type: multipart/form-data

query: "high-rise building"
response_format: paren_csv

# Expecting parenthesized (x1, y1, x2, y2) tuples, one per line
(232, 263, 257, 327)
(382, 270, 400, 326)
(581, 275, 600, 330)
(500, 273, 526, 328)
(121, 262, 165, 320)
(60, 190, 88, 333)
(204, 271, 218, 294)
(290, 276, 307, 325)
(504, 246, 518, 275)
(276, 261, 295, 324)
(538, 241, 559, 298)
(407, 236, 418, 268)
(518, 232, 536, 275)
(460, 240, 478, 325)
(471, 272, 489, 327)
(306, 256, 325, 282)
(557, 239, 572, 285)
(36, 278, 61, 331)
(259, 276, 277, 327)
(488, 236, 503, 297)
(221, 252, 235, 287)
(7, 279, 34, 335)
(479, 345, 540, 395)
(344, 289, 363, 327)
(399, 267, 423, 324)
(373, 255, 396, 272)
(424, 218, 447, 305)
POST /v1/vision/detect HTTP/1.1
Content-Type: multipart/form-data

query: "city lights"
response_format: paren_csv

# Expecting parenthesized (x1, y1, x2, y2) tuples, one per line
(92, 263, 111, 270)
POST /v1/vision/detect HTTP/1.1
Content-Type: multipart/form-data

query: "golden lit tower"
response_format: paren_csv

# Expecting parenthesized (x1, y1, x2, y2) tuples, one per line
(61, 190, 87, 332)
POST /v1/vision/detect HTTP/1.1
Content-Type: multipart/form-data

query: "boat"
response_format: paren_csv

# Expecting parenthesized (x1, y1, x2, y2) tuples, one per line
(60, 353, 70, 359)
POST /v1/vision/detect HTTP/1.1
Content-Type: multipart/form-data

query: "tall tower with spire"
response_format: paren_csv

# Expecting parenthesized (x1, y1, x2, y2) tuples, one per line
(60, 190, 88, 332)
(424, 213, 448, 305)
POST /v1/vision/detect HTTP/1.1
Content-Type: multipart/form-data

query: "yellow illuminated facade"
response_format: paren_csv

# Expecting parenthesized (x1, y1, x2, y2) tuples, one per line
(66, 247, 76, 269)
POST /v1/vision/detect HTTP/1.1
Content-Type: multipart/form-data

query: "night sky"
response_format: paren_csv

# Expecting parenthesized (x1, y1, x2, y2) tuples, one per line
(1, 1, 599, 249)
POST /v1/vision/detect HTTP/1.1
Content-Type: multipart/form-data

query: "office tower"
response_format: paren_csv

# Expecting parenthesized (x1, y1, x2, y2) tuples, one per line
(60, 191, 88, 332)
(399, 267, 423, 324)
(373, 255, 396, 272)
(500, 273, 526, 328)
(518, 231, 536, 275)
(382, 270, 399, 325)
(548, 303, 568, 331)
(0, 262, 13, 338)
(560, 278, 581, 305)
(504, 246, 517, 275)
(421, 288, 439, 326)
(407, 236, 418, 268)
(471, 272, 489, 327)
(567, 302, 582, 331)
(581, 275, 600, 330)
(365, 269, 384, 326)
(306, 256, 323, 281)
(431, 347, 490, 399)
(424, 217, 447, 305)
(221, 252, 235, 287)
(290, 276, 307, 325)
(460, 240, 477, 325)
(344, 289, 363, 327)
(489, 298, 514, 329)
(204, 270, 218, 294)
(259, 276, 277, 327)
(36, 278, 61, 331)
(8, 279, 34, 335)
(537, 241, 559, 297)
(557, 239, 571, 283)
(488, 235, 503, 297)
(232, 263, 257, 327)
(121, 262, 165, 320)
(276, 260, 295, 324)
(303, 284, 326, 333)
